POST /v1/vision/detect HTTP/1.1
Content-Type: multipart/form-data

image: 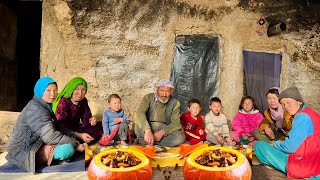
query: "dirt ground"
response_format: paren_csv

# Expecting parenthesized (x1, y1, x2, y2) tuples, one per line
(151, 164, 299, 180)
(251, 165, 301, 180)
(0, 150, 301, 180)
(0, 165, 300, 180)
(152, 148, 301, 180)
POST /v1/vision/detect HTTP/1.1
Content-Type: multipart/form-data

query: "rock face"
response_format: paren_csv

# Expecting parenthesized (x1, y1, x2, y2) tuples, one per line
(40, 0, 320, 121)
(0, 4, 17, 111)
(0, 111, 20, 144)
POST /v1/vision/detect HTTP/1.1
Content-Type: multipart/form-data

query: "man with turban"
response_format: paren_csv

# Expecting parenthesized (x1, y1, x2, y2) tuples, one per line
(134, 80, 185, 146)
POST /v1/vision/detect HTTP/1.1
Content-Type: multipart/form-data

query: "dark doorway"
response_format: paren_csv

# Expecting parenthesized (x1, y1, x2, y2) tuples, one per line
(0, 0, 42, 111)
(171, 35, 220, 115)
(243, 50, 282, 113)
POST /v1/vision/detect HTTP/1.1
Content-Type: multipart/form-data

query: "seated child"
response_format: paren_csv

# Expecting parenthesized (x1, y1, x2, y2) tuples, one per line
(180, 98, 206, 145)
(205, 97, 235, 146)
(99, 94, 130, 146)
(232, 96, 263, 145)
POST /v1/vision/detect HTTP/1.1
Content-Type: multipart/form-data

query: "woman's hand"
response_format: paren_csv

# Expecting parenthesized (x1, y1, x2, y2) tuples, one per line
(82, 133, 94, 143)
(89, 117, 97, 126)
(75, 132, 94, 143)
(76, 144, 85, 152)
(264, 126, 275, 139)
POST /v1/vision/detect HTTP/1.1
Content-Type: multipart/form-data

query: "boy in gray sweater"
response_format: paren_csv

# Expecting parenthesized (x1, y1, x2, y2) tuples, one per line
(204, 97, 235, 146)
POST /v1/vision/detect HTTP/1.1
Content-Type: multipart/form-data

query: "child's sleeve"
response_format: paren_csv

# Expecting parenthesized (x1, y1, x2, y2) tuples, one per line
(196, 116, 205, 133)
(180, 113, 187, 130)
(232, 112, 244, 136)
(254, 112, 264, 129)
(122, 110, 130, 124)
(102, 111, 110, 135)
(221, 115, 231, 137)
(204, 114, 217, 135)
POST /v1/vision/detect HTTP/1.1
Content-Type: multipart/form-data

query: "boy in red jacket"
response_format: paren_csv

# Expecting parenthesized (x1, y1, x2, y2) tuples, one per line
(180, 99, 206, 145)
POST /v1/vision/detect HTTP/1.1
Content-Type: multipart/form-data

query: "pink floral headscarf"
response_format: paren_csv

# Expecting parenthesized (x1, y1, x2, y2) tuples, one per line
(268, 87, 284, 129)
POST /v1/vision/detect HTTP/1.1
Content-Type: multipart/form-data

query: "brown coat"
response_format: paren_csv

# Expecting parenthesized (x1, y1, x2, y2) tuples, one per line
(258, 108, 293, 134)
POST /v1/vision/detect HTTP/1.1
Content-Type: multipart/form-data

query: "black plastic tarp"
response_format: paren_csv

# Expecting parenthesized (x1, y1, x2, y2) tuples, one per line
(171, 35, 220, 115)
(243, 50, 281, 113)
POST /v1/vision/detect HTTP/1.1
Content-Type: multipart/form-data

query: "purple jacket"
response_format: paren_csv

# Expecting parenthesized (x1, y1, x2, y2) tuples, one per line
(232, 109, 264, 136)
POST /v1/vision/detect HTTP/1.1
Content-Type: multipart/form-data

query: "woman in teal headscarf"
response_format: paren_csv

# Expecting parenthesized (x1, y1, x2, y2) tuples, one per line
(53, 77, 103, 143)
(6, 76, 84, 173)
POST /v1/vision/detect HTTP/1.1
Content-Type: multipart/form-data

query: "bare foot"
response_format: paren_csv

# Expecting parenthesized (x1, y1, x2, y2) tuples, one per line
(203, 141, 211, 144)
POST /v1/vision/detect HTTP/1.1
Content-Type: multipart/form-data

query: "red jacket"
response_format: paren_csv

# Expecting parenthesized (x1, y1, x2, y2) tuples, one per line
(287, 107, 320, 178)
(180, 112, 206, 145)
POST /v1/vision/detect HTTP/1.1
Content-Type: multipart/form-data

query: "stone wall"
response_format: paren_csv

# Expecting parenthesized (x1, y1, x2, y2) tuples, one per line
(40, 0, 320, 121)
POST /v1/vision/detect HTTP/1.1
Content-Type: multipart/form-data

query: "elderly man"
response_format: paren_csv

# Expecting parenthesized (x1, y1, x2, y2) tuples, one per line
(254, 87, 320, 179)
(134, 80, 185, 146)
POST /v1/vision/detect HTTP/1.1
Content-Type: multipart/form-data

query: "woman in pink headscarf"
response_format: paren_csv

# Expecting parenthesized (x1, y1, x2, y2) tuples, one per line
(253, 87, 293, 143)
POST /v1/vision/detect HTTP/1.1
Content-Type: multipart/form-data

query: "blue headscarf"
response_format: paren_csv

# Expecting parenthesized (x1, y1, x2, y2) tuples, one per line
(34, 76, 56, 99)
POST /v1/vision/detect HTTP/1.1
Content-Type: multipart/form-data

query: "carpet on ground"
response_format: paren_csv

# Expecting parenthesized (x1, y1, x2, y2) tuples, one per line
(0, 152, 85, 173)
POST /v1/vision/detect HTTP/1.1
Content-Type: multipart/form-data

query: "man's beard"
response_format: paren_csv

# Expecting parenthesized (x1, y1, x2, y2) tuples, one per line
(158, 97, 170, 104)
